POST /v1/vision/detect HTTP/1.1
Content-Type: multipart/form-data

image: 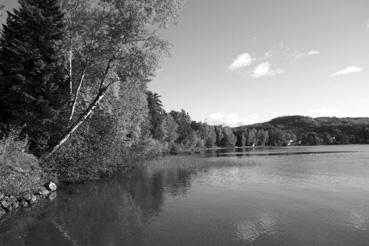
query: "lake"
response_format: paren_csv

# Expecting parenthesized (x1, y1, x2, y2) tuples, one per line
(1, 145, 369, 246)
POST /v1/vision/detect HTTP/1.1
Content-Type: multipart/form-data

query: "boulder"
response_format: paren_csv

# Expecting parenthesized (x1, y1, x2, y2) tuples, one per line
(37, 187, 50, 197)
(12, 201, 19, 209)
(0, 193, 4, 200)
(24, 193, 32, 201)
(24, 194, 37, 205)
(30, 195, 37, 205)
(45, 182, 57, 192)
(9, 196, 19, 209)
(1, 198, 11, 210)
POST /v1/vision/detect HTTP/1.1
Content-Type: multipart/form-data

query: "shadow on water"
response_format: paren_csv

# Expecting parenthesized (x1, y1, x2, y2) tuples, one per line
(0, 159, 197, 246)
(215, 150, 357, 157)
(202, 146, 358, 158)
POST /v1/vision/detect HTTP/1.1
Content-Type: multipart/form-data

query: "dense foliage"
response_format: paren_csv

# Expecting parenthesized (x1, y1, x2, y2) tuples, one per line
(0, 0, 185, 187)
(234, 116, 369, 146)
(0, 130, 44, 196)
(0, 0, 69, 157)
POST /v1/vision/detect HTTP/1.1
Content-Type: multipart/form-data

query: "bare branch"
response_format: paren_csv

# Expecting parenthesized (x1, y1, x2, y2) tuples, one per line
(69, 59, 89, 121)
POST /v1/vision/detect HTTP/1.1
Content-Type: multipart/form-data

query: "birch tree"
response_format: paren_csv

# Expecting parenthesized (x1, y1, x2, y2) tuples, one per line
(46, 0, 184, 158)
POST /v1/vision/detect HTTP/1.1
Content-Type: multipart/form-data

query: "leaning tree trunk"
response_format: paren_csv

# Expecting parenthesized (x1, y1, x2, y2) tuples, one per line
(43, 86, 109, 159)
(43, 55, 115, 159)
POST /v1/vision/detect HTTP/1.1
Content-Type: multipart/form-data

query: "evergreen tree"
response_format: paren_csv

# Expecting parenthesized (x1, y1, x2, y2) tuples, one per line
(0, 0, 69, 156)
(146, 91, 166, 140)
(214, 126, 224, 146)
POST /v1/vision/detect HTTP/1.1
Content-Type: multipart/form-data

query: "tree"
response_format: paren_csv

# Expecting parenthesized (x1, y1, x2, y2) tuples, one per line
(322, 132, 333, 145)
(358, 127, 369, 144)
(170, 110, 195, 148)
(146, 91, 166, 140)
(235, 130, 246, 147)
(221, 127, 236, 147)
(163, 114, 178, 144)
(203, 125, 217, 148)
(214, 126, 224, 146)
(302, 132, 321, 145)
(256, 129, 269, 146)
(246, 128, 257, 146)
(111, 77, 149, 147)
(269, 128, 287, 146)
(0, 0, 69, 156)
(46, 0, 184, 157)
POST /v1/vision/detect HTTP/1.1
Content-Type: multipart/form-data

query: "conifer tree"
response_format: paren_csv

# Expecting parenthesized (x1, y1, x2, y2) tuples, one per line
(146, 91, 166, 140)
(0, 0, 69, 156)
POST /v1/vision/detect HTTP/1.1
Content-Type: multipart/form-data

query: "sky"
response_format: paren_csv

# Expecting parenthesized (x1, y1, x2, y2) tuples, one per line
(2, 0, 369, 126)
(148, 0, 369, 126)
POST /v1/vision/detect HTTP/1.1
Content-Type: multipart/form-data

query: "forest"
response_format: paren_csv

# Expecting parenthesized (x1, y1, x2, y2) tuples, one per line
(1, 0, 369, 198)
(234, 116, 369, 147)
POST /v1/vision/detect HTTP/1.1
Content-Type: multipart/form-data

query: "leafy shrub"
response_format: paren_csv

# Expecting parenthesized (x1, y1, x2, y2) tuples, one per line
(132, 138, 168, 158)
(44, 109, 151, 183)
(0, 131, 44, 196)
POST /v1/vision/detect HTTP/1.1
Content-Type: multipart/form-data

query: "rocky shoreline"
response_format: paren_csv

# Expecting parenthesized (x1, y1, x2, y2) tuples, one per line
(0, 182, 57, 220)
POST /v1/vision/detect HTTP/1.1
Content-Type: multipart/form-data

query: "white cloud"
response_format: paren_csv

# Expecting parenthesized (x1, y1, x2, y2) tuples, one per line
(205, 113, 258, 127)
(229, 50, 285, 78)
(229, 53, 254, 71)
(252, 62, 284, 78)
(307, 107, 338, 118)
(307, 50, 320, 56)
(332, 66, 362, 76)
(291, 50, 320, 59)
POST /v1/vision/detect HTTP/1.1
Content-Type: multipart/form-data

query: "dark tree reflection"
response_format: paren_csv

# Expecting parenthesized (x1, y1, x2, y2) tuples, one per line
(0, 156, 199, 246)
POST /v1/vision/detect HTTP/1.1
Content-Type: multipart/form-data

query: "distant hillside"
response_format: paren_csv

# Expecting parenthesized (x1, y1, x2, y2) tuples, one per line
(233, 116, 369, 146)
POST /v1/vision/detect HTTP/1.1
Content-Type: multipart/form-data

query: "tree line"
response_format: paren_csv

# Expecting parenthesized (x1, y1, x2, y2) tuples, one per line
(0, 0, 185, 185)
(234, 116, 369, 147)
(147, 99, 369, 150)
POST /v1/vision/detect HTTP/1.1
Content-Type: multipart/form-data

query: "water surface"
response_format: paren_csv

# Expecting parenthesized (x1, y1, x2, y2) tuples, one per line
(1, 145, 369, 246)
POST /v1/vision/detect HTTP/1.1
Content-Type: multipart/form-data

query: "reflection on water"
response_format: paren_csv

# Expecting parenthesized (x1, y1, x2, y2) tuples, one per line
(1, 146, 369, 245)
(235, 212, 276, 243)
(349, 210, 369, 231)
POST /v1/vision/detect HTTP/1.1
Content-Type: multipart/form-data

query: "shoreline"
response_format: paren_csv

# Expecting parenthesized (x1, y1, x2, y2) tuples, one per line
(1, 143, 367, 222)
(0, 182, 57, 220)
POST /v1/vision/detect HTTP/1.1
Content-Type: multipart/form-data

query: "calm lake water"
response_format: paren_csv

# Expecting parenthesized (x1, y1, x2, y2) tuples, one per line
(1, 145, 369, 246)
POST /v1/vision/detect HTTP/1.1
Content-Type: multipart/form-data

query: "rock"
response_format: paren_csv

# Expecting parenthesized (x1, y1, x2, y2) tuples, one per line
(19, 199, 29, 208)
(9, 196, 19, 209)
(24, 193, 32, 201)
(48, 192, 57, 201)
(1, 198, 11, 210)
(12, 201, 19, 209)
(29, 195, 37, 205)
(24, 194, 37, 205)
(36, 187, 50, 197)
(0, 193, 4, 200)
(45, 182, 57, 192)
(0, 208, 6, 218)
